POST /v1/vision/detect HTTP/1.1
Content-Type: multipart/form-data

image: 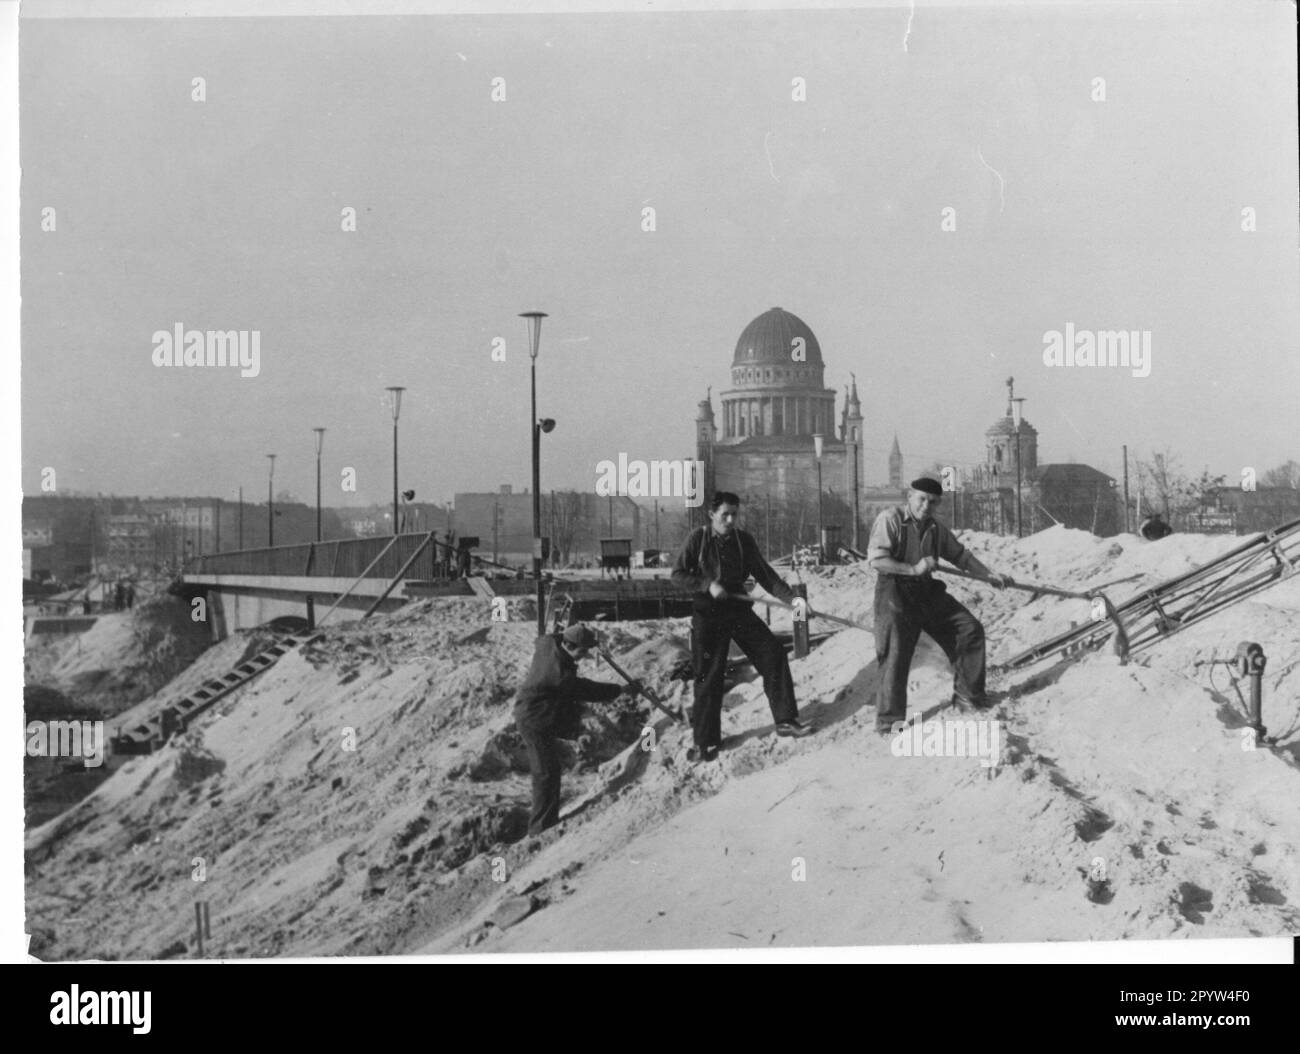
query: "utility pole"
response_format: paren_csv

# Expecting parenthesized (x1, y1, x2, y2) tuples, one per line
(1122, 444, 1131, 534)
(238, 487, 244, 549)
(266, 454, 276, 547)
(852, 446, 861, 549)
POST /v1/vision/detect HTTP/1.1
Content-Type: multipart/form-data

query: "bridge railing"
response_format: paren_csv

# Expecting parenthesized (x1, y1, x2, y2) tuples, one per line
(186, 533, 446, 581)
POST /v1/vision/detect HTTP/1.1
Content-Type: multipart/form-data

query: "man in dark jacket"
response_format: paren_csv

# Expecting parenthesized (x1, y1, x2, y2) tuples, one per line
(513, 623, 632, 836)
(672, 491, 813, 762)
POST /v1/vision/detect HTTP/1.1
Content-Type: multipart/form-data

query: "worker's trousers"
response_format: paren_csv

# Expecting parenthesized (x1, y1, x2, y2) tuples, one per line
(691, 599, 797, 750)
(873, 575, 986, 730)
(514, 701, 580, 836)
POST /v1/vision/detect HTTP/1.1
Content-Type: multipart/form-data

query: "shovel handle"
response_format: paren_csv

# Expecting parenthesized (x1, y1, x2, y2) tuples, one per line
(725, 592, 872, 633)
(937, 565, 1092, 601)
(595, 645, 686, 723)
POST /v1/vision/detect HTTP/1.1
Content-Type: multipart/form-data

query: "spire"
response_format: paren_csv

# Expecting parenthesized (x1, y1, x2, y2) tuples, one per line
(1005, 375, 1015, 416)
(849, 372, 861, 410)
(696, 386, 715, 421)
(890, 433, 901, 455)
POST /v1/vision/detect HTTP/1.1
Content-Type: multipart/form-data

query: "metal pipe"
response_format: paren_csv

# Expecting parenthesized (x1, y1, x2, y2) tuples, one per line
(362, 531, 437, 619)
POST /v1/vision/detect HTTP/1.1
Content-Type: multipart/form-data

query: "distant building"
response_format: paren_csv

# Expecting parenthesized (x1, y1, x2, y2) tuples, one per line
(21, 496, 96, 580)
(332, 503, 449, 540)
(959, 380, 1120, 537)
(1184, 486, 1300, 535)
(693, 307, 903, 554)
(104, 513, 161, 571)
(452, 485, 643, 566)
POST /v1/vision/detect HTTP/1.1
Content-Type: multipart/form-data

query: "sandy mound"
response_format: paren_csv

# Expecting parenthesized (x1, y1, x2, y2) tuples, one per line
(23, 528, 1300, 958)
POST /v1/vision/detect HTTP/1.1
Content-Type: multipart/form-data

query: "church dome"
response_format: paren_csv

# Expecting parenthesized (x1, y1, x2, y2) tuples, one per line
(733, 308, 823, 369)
(985, 414, 1038, 437)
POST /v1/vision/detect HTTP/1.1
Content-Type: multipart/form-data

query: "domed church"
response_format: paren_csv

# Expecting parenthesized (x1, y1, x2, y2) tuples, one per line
(693, 308, 903, 551)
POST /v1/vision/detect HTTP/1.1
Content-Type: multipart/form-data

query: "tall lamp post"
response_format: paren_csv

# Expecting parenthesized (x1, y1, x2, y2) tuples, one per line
(521, 310, 549, 634)
(266, 454, 276, 547)
(385, 387, 405, 536)
(1011, 397, 1026, 538)
(313, 427, 326, 542)
(813, 433, 825, 562)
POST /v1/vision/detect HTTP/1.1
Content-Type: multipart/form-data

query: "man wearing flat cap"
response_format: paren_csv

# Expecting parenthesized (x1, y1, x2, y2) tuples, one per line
(513, 622, 634, 835)
(867, 477, 1014, 735)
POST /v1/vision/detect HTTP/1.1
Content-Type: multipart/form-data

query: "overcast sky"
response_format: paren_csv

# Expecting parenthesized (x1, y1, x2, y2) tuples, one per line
(18, 0, 1299, 507)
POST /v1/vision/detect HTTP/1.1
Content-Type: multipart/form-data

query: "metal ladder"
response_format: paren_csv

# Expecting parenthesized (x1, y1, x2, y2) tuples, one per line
(996, 518, 1300, 671)
(110, 629, 323, 756)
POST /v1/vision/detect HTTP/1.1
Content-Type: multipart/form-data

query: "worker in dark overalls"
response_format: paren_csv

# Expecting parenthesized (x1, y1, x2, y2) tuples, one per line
(513, 623, 633, 836)
(672, 491, 814, 762)
(867, 478, 1014, 735)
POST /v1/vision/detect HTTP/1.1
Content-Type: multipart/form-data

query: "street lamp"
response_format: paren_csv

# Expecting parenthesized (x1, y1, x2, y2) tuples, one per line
(521, 310, 549, 634)
(385, 387, 405, 536)
(1011, 397, 1026, 538)
(813, 433, 825, 562)
(266, 454, 276, 547)
(313, 427, 326, 542)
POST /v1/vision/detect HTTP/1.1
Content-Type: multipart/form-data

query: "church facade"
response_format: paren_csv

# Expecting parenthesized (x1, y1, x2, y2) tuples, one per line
(692, 314, 1126, 551)
(692, 307, 905, 551)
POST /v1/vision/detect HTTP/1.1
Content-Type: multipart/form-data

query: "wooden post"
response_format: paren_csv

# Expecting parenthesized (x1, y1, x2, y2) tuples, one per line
(792, 583, 809, 659)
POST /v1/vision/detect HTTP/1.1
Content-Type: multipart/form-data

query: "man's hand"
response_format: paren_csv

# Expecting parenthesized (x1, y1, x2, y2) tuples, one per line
(987, 572, 1014, 589)
(913, 556, 938, 577)
(708, 580, 727, 599)
(623, 679, 644, 696)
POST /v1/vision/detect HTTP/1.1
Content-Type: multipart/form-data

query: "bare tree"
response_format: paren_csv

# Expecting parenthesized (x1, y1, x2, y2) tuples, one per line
(1261, 459, 1300, 489)
(1184, 468, 1227, 512)
(1137, 448, 1187, 518)
(546, 491, 588, 567)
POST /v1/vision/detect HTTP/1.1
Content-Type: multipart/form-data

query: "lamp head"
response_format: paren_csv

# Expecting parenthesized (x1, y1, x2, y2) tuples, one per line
(520, 311, 548, 360)
(385, 386, 406, 421)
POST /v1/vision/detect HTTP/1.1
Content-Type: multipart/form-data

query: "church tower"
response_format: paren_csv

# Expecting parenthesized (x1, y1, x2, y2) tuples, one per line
(984, 376, 1038, 485)
(842, 375, 865, 547)
(694, 390, 717, 526)
(888, 434, 903, 488)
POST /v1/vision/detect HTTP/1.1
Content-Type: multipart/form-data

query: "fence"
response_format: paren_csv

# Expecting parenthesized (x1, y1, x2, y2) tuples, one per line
(186, 533, 447, 581)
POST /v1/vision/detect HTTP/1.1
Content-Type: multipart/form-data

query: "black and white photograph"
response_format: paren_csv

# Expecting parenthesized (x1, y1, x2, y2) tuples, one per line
(9, 0, 1300, 967)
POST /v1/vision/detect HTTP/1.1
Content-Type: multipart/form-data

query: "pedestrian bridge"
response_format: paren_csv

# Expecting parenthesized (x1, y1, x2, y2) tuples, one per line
(180, 532, 487, 637)
(179, 531, 693, 638)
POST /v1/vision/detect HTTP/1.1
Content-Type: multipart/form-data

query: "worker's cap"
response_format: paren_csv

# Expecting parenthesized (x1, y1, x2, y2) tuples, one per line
(562, 624, 599, 650)
(909, 477, 943, 496)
